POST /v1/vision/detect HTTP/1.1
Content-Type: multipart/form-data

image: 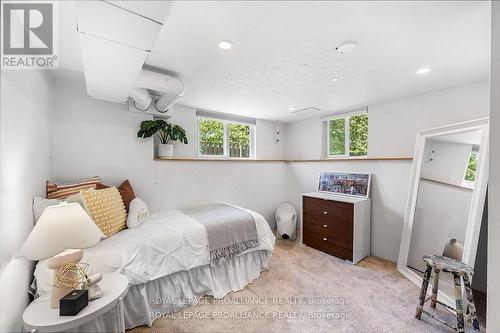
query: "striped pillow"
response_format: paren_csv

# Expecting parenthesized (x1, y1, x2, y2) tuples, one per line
(46, 176, 101, 199)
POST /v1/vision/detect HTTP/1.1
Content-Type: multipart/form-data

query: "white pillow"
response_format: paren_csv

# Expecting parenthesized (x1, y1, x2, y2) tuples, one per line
(127, 198, 149, 228)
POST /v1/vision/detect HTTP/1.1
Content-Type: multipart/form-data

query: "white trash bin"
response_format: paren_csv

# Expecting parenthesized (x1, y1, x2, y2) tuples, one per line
(275, 202, 297, 240)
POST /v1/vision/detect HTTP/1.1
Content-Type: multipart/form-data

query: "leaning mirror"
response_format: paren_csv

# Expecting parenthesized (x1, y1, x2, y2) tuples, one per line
(397, 118, 489, 306)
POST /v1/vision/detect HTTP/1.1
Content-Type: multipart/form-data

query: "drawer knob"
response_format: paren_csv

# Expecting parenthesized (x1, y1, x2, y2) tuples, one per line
(323, 224, 328, 228)
(323, 237, 328, 241)
(323, 211, 328, 215)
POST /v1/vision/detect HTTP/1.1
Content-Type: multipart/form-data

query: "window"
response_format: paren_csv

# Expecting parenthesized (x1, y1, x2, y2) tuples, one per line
(197, 117, 254, 158)
(327, 113, 368, 157)
(463, 146, 479, 188)
(228, 123, 251, 158)
(199, 119, 225, 156)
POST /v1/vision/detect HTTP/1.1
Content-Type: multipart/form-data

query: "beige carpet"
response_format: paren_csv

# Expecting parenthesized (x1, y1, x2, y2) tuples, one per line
(129, 240, 482, 333)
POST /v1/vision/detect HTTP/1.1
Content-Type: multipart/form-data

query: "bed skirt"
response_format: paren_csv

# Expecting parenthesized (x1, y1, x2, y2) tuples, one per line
(64, 249, 271, 332)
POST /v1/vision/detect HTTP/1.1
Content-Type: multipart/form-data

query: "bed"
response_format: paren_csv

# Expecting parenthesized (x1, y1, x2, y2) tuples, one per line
(34, 205, 275, 331)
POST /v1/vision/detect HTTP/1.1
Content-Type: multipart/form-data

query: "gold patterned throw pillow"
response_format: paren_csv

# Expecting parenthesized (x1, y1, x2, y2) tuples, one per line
(80, 187, 127, 237)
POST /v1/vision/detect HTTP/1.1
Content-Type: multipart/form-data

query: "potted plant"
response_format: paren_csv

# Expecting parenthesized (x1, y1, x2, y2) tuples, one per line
(137, 119, 188, 158)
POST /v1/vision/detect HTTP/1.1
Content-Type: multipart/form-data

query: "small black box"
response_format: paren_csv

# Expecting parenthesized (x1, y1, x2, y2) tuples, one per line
(59, 289, 88, 316)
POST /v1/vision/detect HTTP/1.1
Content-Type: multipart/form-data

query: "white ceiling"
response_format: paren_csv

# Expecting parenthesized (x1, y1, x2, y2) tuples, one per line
(56, 1, 491, 122)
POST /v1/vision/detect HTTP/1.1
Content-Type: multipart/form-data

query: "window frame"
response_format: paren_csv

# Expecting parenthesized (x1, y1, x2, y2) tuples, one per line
(325, 111, 368, 158)
(326, 116, 349, 158)
(196, 116, 255, 159)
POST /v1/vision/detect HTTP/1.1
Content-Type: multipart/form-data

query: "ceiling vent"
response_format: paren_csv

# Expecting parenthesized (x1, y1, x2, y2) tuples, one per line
(290, 107, 321, 114)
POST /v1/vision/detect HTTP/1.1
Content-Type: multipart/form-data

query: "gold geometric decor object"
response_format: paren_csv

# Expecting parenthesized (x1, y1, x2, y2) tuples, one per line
(55, 262, 89, 289)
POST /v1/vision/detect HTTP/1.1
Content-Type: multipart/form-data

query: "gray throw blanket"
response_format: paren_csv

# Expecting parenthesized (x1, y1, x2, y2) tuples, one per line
(180, 204, 260, 265)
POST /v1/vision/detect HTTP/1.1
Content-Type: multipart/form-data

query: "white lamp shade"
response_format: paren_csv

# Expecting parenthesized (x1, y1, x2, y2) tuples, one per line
(18, 203, 104, 260)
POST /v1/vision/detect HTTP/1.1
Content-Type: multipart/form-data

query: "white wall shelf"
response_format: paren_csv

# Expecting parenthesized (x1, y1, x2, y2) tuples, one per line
(154, 156, 412, 162)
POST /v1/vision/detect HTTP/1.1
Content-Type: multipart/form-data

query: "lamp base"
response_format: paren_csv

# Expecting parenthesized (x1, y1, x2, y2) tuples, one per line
(46, 249, 84, 308)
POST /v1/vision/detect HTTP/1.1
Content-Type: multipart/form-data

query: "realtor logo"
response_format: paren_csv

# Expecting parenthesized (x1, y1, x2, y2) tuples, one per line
(1, 2, 58, 69)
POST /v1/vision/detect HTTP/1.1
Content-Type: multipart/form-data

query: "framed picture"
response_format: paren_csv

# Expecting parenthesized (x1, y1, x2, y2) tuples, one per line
(318, 172, 371, 198)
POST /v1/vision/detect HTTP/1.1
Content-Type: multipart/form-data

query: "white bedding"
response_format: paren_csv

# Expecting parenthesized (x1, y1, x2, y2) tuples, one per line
(35, 206, 275, 296)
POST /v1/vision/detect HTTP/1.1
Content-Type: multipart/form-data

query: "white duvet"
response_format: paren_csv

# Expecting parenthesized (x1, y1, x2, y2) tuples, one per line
(35, 207, 275, 296)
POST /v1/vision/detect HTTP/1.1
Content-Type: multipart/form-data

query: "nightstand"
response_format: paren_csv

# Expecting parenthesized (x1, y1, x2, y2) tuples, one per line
(23, 273, 129, 333)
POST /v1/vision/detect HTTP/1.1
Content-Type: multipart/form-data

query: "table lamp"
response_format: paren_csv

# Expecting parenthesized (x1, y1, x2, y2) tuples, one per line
(17, 202, 104, 308)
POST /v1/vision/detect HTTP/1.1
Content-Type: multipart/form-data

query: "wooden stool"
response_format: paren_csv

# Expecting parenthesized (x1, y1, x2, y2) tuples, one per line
(415, 255, 480, 332)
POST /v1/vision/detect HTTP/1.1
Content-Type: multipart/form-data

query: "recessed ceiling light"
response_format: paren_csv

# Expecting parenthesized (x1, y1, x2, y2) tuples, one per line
(288, 107, 295, 111)
(416, 67, 431, 76)
(336, 41, 358, 54)
(332, 77, 341, 82)
(218, 40, 233, 50)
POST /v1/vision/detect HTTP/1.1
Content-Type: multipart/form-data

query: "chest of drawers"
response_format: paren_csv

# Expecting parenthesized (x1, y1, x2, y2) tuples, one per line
(301, 192, 371, 264)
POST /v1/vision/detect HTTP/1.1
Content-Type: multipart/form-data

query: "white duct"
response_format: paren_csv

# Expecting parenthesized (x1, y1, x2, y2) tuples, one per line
(129, 88, 152, 111)
(155, 93, 179, 112)
(130, 69, 184, 112)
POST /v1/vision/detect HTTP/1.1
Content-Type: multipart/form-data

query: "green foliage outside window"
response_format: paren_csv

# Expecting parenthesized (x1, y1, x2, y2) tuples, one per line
(199, 119, 224, 144)
(329, 114, 368, 156)
(199, 119, 224, 155)
(229, 124, 250, 145)
(329, 118, 346, 155)
(465, 151, 478, 182)
(349, 114, 368, 156)
(229, 123, 251, 158)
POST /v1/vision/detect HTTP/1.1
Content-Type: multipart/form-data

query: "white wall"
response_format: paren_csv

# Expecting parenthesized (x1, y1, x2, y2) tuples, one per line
(285, 117, 323, 160)
(284, 80, 490, 262)
(52, 79, 287, 229)
(255, 119, 286, 160)
(0, 71, 54, 333)
(488, 0, 500, 329)
(286, 80, 489, 160)
(164, 104, 197, 158)
(421, 140, 472, 186)
(369, 81, 490, 157)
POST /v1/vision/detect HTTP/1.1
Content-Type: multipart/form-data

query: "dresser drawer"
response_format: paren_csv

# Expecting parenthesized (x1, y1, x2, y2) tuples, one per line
(303, 223, 353, 261)
(303, 196, 353, 221)
(303, 214, 335, 237)
(302, 213, 352, 235)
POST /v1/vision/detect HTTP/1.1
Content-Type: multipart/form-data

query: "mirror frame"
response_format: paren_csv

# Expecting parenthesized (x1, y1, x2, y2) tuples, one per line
(397, 118, 489, 306)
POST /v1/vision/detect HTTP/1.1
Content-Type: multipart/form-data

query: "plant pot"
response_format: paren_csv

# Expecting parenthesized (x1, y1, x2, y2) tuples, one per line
(158, 143, 174, 158)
